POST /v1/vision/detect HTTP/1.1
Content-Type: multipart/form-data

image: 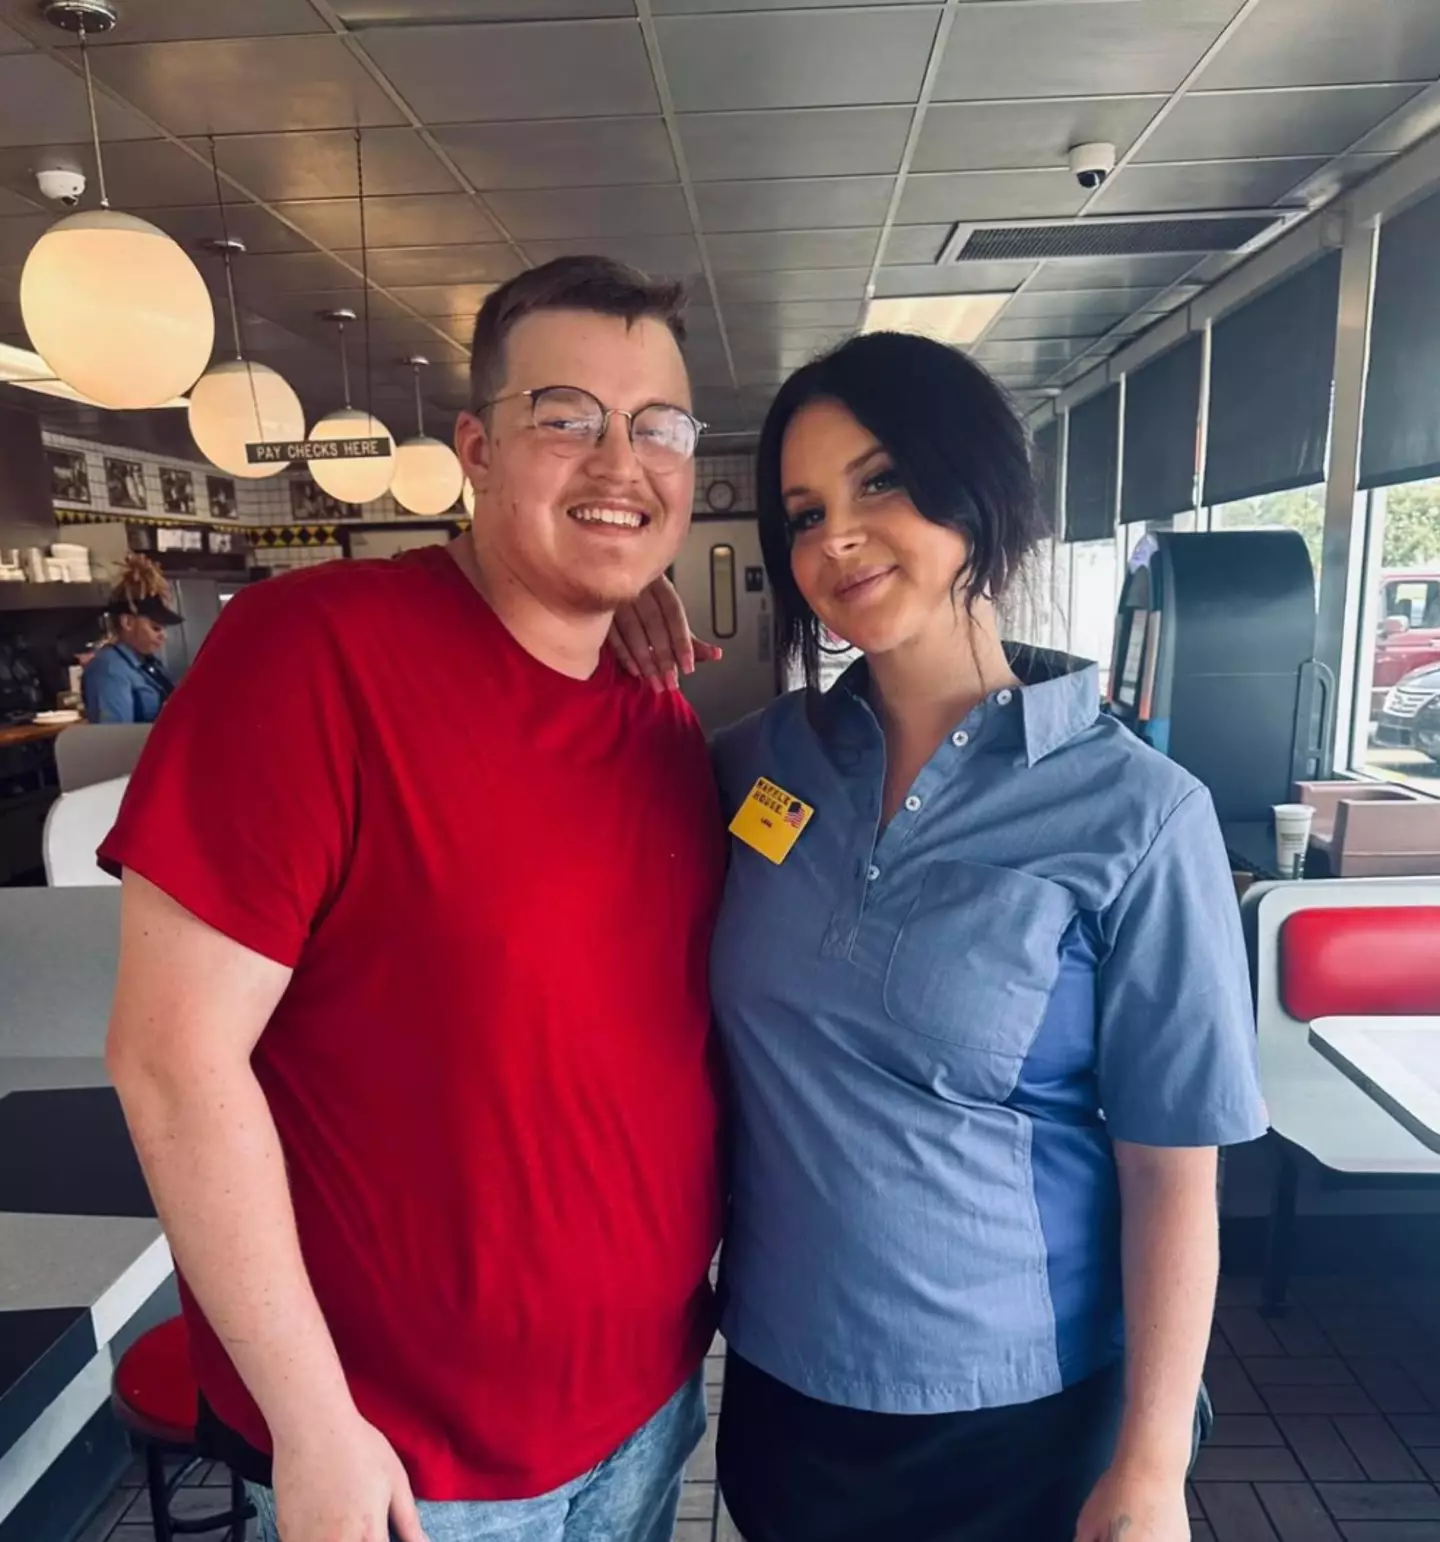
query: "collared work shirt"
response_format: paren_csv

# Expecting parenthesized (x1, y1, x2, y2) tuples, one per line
(710, 650, 1267, 1416)
(82, 642, 173, 724)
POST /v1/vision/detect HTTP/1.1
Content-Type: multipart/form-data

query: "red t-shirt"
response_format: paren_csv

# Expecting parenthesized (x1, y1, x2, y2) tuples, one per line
(100, 547, 725, 1501)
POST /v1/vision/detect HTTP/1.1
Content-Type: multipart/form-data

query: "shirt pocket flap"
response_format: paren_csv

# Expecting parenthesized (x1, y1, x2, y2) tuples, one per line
(883, 860, 1076, 1092)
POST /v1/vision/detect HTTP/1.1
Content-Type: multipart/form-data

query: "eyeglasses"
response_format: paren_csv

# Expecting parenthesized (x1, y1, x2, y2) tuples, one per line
(478, 385, 705, 469)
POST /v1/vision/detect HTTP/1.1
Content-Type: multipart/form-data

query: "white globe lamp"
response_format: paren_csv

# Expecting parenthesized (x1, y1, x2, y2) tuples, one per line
(391, 358, 463, 515)
(392, 436, 464, 515)
(462, 477, 475, 516)
(21, 209, 214, 410)
(188, 358, 305, 479)
(308, 406, 396, 505)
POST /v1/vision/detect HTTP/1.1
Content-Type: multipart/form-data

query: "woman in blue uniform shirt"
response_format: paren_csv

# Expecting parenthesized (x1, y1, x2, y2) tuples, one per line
(82, 555, 181, 725)
(622, 331, 1267, 1542)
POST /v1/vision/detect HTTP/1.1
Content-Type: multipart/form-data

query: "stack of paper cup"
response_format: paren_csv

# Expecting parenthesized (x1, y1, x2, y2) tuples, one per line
(1273, 803, 1315, 880)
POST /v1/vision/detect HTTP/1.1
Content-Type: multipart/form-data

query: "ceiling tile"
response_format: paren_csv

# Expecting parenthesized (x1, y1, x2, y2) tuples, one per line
(273, 194, 499, 250)
(435, 118, 675, 190)
(0, 52, 161, 147)
(707, 229, 880, 272)
(697, 177, 893, 234)
(359, 20, 658, 122)
(657, 8, 941, 113)
(0, 18, 30, 53)
(146, 202, 319, 256)
(237, 249, 374, 293)
(1092, 157, 1326, 214)
(936, 1, 1238, 101)
(1199, 0, 1440, 91)
(522, 233, 703, 275)
(1360, 80, 1440, 154)
(243, 285, 412, 326)
(883, 225, 953, 266)
(0, 213, 49, 266)
(999, 288, 1158, 323)
(679, 107, 911, 182)
(1137, 85, 1424, 163)
(334, 1, 634, 17)
(386, 283, 498, 318)
(656, 0, 934, 8)
(724, 299, 864, 330)
(715, 268, 870, 303)
(0, 139, 217, 210)
(63, 0, 330, 43)
(202, 129, 457, 203)
(973, 338, 1090, 367)
(483, 184, 690, 240)
(362, 244, 526, 287)
(985, 314, 1112, 342)
(914, 97, 1164, 174)
(0, 185, 38, 217)
(1025, 254, 1201, 291)
(874, 260, 1037, 296)
(896, 170, 1086, 226)
(85, 36, 408, 136)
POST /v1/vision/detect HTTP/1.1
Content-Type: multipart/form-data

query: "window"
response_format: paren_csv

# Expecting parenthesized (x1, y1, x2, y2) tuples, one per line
(1206, 484, 1326, 588)
(1349, 476, 1440, 792)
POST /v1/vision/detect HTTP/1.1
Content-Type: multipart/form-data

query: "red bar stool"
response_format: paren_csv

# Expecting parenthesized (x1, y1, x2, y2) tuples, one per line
(112, 1317, 253, 1542)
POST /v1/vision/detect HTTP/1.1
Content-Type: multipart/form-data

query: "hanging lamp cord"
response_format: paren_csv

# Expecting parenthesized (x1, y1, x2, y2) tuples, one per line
(412, 362, 425, 438)
(77, 22, 109, 210)
(355, 129, 374, 433)
(209, 135, 267, 448)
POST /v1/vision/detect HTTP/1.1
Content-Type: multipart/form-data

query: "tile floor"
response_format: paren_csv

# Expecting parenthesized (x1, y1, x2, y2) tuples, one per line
(73, 1275, 1440, 1542)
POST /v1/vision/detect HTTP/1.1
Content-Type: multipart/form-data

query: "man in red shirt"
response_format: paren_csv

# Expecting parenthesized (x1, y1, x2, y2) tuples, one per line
(103, 257, 725, 1542)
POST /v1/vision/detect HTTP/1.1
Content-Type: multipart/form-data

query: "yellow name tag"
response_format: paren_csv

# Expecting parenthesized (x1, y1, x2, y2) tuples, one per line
(729, 777, 815, 865)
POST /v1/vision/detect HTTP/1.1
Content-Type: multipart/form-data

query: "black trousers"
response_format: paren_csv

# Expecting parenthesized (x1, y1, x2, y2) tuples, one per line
(718, 1352, 1126, 1542)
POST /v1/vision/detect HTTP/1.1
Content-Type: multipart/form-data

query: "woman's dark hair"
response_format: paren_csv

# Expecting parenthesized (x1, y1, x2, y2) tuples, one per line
(756, 330, 1046, 688)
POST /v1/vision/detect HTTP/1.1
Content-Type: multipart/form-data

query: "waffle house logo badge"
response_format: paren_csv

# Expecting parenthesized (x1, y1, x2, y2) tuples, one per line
(730, 777, 815, 865)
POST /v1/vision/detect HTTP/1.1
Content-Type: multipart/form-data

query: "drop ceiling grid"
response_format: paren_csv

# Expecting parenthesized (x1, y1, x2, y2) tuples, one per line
(0, 0, 1434, 430)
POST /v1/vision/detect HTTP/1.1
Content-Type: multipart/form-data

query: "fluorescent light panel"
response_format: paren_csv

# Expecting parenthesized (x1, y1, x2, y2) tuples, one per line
(862, 293, 1013, 347)
(0, 341, 189, 410)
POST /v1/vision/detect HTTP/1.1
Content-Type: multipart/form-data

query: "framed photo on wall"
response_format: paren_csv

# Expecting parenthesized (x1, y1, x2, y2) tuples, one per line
(160, 467, 196, 517)
(207, 475, 238, 519)
(290, 477, 354, 523)
(47, 447, 91, 505)
(105, 457, 148, 511)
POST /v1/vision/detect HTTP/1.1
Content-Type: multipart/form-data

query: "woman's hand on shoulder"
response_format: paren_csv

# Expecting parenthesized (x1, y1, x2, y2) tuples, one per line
(609, 574, 723, 693)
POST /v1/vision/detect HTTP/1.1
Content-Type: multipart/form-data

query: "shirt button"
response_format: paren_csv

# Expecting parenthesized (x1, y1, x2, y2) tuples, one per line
(997, 689, 1014, 706)
(951, 730, 969, 748)
(905, 795, 922, 812)
(867, 865, 881, 882)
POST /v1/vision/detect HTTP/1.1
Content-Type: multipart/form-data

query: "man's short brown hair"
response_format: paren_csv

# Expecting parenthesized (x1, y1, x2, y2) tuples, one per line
(469, 255, 688, 410)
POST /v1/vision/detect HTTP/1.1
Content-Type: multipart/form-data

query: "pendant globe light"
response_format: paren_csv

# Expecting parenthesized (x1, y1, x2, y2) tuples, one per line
(309, 310, 396, 505)
(307, 131, 394, 505)
(187, 143, 304, 478)
(391, 357, 464, 515)
(20, 2, 214, 410)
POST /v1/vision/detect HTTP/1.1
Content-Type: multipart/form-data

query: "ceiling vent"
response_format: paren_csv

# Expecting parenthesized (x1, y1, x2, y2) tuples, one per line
(940, 211, 1299, 265)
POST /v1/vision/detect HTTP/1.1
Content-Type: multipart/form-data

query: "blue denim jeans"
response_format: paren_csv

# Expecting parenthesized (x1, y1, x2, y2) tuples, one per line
(248, 1370, 706, 1542)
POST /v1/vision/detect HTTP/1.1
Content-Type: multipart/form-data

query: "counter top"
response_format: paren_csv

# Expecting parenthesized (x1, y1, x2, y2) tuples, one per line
(0, 722, 66, 751)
